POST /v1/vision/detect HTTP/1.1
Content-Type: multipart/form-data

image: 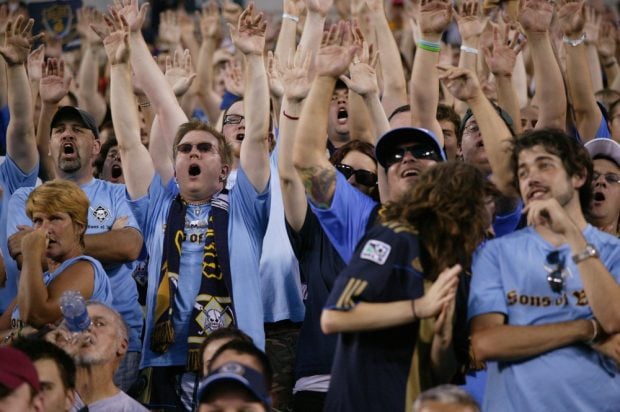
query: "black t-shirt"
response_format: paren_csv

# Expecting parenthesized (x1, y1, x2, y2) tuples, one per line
(286, 207, 346, 380)
(324, 222, 425, 412)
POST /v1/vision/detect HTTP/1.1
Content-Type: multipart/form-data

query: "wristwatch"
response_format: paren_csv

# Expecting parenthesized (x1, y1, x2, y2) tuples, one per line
(572, 244, 599, 264)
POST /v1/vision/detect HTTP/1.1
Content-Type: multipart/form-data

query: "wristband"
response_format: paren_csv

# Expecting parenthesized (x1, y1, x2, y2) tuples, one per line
(460, 45, 479, 55)
(585, 318, 599, 345)
(417, 39, 441, 53)
(282, 110, 299, 120)
(563, 33, 586, 47)
(572, 243, 599, 264)
(282, 13, 299, 23)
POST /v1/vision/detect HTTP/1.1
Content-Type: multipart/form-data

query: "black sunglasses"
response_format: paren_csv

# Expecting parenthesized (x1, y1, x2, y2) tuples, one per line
(335, 163, 378, 187)
(592, 172, 620, 185)
(546, 250, 565, 294)
(385, 145, 442, 167)
(223, 114, 244, 125)
(177, 142, 216, 154)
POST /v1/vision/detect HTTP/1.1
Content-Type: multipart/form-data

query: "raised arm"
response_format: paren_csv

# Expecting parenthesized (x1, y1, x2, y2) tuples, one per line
(439, 66, 516, 197)
(229, 2, 270, 191)
(558, 0, 601, 141)
(299, 0, 333, 68)
(76, 7, 107, 126)
(95, 9, 154, 200)
(293, 22, 357, 208)
(598, 21, 619, 89)
(410, 0, 453, 146)
(275, 0, 303, 68)
(518, 0, 566, 130)
(278, 47, 312, 232)
(195, 1, 224, 123)
(1, 16, 42, 173)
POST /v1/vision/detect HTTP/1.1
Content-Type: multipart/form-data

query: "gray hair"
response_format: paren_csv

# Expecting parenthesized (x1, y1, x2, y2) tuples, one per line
(413, 385, 480, 412)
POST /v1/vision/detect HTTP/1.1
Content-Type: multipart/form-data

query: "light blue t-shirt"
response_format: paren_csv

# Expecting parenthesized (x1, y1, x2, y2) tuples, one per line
(469, 225, 620, 412)
(308, 172, 378, 263)
(7, 179, 144, 352)
(0, 156, 38, 312)
(229, 146, 304, 323)
(130, 167, 270, 369)
(12, 255, 113, 325)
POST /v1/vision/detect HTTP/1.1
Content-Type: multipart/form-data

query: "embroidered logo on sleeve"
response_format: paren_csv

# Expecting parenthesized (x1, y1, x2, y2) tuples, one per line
(360, 239, 391, 265)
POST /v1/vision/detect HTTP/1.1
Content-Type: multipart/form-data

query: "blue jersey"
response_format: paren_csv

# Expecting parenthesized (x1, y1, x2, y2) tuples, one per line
(324, 222, 426, 412)
(7, 179, 144, 352)
(0, 156, 38, 312)
(130, 167, 270, 369)
(469, 225, 620, 411)
(11, 255, 113, 326)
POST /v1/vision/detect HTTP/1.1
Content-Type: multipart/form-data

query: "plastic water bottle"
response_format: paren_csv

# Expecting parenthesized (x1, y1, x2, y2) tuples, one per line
(59, 291, 91, 332)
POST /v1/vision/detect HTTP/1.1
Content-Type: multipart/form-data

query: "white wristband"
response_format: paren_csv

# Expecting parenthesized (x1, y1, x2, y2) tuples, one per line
(460, 45, 479, 55)
(563, 33, 586, 47)
(282, 13, 299, 23)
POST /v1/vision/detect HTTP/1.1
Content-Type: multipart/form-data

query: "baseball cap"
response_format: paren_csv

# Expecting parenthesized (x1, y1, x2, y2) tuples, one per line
(374, 127, 446, 168)
(50, 106, 100, 139)
(585, 138, 620, 167)
(198, 362, 271, 408)
(0, 347, 41, 392)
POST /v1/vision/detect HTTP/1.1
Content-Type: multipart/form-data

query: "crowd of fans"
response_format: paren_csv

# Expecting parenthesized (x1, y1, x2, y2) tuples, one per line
(0, 0, 619, 411)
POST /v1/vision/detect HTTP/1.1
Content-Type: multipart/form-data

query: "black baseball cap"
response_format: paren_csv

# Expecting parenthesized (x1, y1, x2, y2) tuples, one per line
(374, 127, 446, 169)
(50, 106, 99, 139)
(198, 362, 271, 408)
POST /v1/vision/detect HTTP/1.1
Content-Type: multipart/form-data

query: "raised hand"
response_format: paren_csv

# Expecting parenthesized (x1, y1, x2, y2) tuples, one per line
(316, 21, 358, 78)
(284, 0, 306, 17)
(598, 22, 617, 60)
(0, 16, 44, 66)
(0, 4, 15, 35)
(27, 44, 45, 84)
(483, 24, 526, 77)
(40, 58, 72, 104)
(200, 1, 221, 40)
(280, 46, 312, 101)
(229, 2, 266, 56)
(77, 7, 104, 45)
(437, 65, 482, 102)
(454, 0, 485, 42)
(306, 0, 334, 17)
(223, 59, 244, 96)
(583, 6, 601, 44)
(518, 0, 554, 34)
(222, 0, 243, 25)
(414, 264, 460, 319)
(91, 10, 130, 65)
(111, 0, 149, 33)
(557, 0, 585, 37)
(418, 0, 453, 37)
(164, 48, 196, 97)
(339, 40, 379, 97)
(159, 10, 182, 47)
(266, 51, 284, 99)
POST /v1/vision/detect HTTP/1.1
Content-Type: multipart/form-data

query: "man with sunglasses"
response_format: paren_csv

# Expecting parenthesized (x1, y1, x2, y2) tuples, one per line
(468, 129, 620, 411)
(585, 138, 620, 237)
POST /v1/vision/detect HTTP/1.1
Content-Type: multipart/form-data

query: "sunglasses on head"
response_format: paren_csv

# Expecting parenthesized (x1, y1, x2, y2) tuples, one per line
(176, 142, 216, 154)
(335, 163, 378, 187)
(592, 172, 620, 185)
(223, 114, 244, 125)
(384, 145, 442, 168)
(546, 250, 565, 294)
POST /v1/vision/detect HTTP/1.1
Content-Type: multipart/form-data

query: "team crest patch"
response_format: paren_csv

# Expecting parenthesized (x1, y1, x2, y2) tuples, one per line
(360, 239, 391, 265)
(91, 205, 110, 223)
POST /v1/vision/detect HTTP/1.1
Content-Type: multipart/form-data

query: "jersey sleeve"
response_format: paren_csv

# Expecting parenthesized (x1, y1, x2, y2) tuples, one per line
(231, 165, 271, 240)
(468, 240, 508, 320)
(325, 224, 424, 311)
(309, 172, 378, 263)
(127, 173, 174, 235)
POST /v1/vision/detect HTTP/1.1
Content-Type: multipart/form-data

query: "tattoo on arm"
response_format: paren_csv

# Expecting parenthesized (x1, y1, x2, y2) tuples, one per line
(298, 165, 337, 209)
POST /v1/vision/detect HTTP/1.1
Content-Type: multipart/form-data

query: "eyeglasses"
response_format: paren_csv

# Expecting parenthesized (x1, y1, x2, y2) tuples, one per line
(176, 142, 217, 154)
(335, 163, 378, 187)
(592, 172, 620, 185)
(463, 123, 480, 134)
(223, 114, 244, 125)
(546, 250, 565, 293)
(384, 145, 442, 168)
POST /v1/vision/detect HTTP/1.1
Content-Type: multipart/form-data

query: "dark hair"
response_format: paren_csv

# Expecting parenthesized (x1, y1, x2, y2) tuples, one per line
(209, 340, 273, 389)
(94, 136, 118, 177)
(510, 128, 593, 211)
(173, 120, 234, 167)
(460, 106, 515, 141)
(388, 104, 411, 122)
(437, 104, 462, 143)
(330, 140, 379, 200)
(381, 162, 498, 278)
(11, 337, 76, 390)
(609, 98, 620, 120)
(199, 327, 253, 375)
